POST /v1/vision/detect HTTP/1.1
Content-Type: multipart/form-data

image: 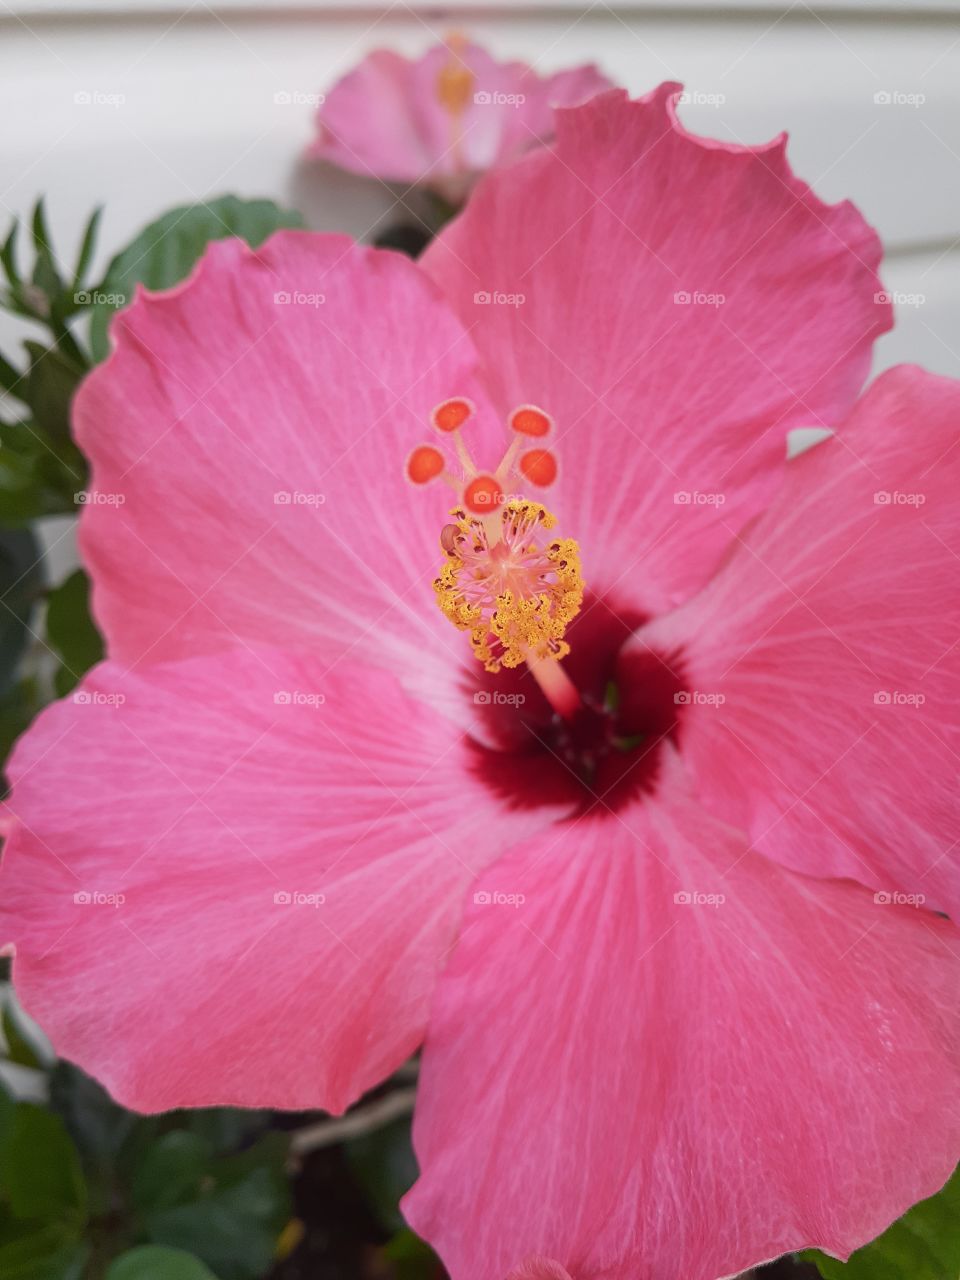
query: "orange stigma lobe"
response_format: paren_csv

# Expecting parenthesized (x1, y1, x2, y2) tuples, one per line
(432, 397, 474, 433)
(509, 405, 553, 437)
(407, 445, 445, 485)
(463, 474, 504, 513)
(520, 448, 558, 487)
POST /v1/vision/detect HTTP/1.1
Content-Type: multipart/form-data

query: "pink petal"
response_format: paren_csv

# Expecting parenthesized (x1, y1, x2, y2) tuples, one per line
(506, 1261, 573, 1280)
(633, 365, 960, 918)
(311, 41, 610, 189)
(311, 47, 449, 184)
(75, 230, 501, 695)
(422, 84, 890, 614)
(403, 754, 960, 1279)
(491, 63, 615, 170)
(0, 650, 547, 1113)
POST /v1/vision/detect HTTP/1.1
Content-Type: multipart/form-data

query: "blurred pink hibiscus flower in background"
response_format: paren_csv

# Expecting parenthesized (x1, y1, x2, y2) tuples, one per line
(309, 34, 611, 203)
(3, 84, 960, 1279)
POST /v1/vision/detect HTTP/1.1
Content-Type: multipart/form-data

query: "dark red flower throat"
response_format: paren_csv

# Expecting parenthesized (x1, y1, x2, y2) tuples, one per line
(468, 594, 685, 815)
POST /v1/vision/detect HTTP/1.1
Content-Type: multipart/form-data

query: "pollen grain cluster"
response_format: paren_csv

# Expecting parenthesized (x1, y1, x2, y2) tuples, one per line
(433, 500, 583, 674)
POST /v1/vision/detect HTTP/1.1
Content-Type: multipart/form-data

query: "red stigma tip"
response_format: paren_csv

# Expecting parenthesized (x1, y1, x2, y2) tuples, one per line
(407, 444, 445, 484)
(509, 405, 553, 438)
(432, 397, 475, 433)
(463, 474, 504, 513)
(519, 449, 558, 487)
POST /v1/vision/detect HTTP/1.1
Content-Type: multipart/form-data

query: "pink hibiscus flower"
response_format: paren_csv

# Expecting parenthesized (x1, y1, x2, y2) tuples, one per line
(4, 85, 960, 1280)
(309, 34, 611, 202)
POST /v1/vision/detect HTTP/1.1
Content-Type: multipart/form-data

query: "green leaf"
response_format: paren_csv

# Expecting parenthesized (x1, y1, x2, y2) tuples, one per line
(211, 1130, 289, 1185)
(47, 1061, 148, 1217)
(23, 342, 84, 444)
(105, 1245, 220, 1280)
(45, 570, 103, 695)
(132, 1132, 210, 1213)
(71, 207, 102, 293)
(0, 1079, 15, 1146)
(1, 221, 21, 290)
(346, 1115, 418, 1232)
(1, 1003, 44, 1069)
(89, 196, 305, 362)
(30, 201, 64, 300)
(0, 436, 59, 526)
(0, 420, 86, 526)
(381, 1229, 442, 1280)
(0, 527, 44, 693)
(48, 1061, 134, 1164)
(803, 1164, 960, 1279)
(144, 1159, 289, 1280)
(0, 1105, 87, 1224)
(0, 1221, 88, 1280)
(177, 1107, 271, 1156)
(0, 678, 42, 786)
(0, 204, 92, 367)
(0, 350, 24, 398)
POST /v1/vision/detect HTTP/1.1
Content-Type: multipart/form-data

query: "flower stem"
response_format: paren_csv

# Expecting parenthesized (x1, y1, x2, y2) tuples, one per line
(526, 652, 581, 719)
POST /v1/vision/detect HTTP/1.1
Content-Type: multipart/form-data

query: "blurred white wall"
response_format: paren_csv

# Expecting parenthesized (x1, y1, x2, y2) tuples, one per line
(1, 0, 959, 380)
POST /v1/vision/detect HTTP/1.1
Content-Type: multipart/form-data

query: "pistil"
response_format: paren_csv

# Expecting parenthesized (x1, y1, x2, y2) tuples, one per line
(525, 651, 582, 719)
(407, 396, 584, 675)
(435, 34, 474, 175)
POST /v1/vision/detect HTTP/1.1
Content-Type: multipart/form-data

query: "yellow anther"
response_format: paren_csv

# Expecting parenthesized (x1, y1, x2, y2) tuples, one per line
(436, 54, 475, 118)
(433, 500, 583, 674)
